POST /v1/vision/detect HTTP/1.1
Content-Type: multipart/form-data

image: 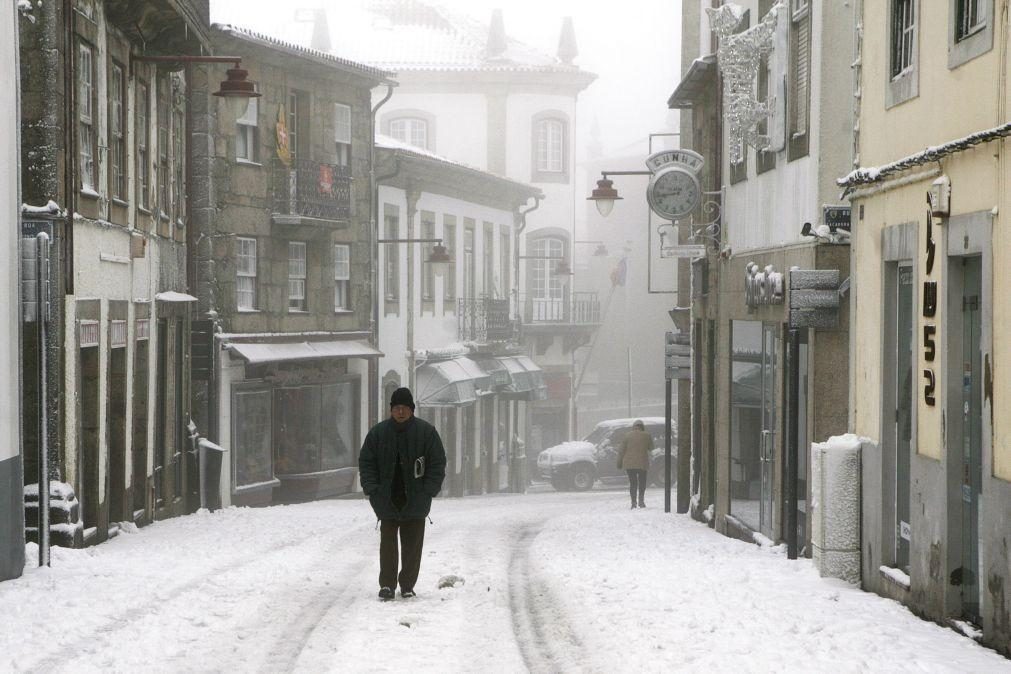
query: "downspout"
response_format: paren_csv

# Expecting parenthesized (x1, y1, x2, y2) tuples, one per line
(513, 196, 541, 325)
(63, 0, 75, 294)
(369, 83, 396, 426)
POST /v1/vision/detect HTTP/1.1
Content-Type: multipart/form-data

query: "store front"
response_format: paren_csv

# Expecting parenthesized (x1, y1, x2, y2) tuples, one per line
(221, 338, 377, 506)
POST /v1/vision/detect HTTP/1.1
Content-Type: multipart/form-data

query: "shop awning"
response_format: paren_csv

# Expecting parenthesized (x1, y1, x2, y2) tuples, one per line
(228, 339, 383, 365)
(416, 358, 479, 407)
(496, 355, 548, 401)
(668, 54, 717, 109)
(471, 356, 510, 388)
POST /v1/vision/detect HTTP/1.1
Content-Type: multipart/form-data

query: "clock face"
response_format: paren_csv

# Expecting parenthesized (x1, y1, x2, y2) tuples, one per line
(647, 167, 701, 219)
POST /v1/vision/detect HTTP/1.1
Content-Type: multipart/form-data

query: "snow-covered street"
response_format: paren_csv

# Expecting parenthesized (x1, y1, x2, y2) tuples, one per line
(3, 487, 1008, 673)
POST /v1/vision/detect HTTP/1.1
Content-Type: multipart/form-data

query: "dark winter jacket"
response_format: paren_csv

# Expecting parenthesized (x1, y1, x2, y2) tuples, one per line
(358, 416, 447, 520)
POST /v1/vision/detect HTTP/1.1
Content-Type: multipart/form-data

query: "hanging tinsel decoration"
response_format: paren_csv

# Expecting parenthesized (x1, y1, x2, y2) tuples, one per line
(707, 3, 781, 165)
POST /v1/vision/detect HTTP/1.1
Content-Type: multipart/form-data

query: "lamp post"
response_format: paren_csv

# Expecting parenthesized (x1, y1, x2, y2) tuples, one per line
(585, 135, 694, 516)
(132, 54, 261, 116)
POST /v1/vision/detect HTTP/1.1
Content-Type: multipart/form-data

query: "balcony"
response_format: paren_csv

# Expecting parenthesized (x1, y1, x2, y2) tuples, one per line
(519, 292, 601, 325)
(458, 298, 516, 343)
(272, 159, 351, 227)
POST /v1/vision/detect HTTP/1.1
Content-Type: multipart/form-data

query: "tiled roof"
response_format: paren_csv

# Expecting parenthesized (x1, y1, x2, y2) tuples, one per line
(376, 133, 542, 197)
(301, 0, 592, 77)
(212, 23, 395, 82)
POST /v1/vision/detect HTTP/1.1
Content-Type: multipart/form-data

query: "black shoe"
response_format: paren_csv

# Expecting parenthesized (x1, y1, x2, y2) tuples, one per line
(400, 589, 416, 599)
(378, 587, 395, 601)
(639, 502, 646, 508)
(630, 503, 636, 509)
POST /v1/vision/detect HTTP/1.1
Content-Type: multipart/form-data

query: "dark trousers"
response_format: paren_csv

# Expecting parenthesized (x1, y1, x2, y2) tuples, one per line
(627, 469, 647, 506)
(379, 518, 426, 592)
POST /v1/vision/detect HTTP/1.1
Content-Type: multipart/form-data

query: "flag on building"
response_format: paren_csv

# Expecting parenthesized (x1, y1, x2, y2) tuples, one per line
(610, 256, 627, 287)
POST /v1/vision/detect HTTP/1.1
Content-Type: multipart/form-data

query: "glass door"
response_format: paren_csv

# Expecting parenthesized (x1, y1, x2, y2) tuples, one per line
(760, 324, 778, 538)
(895, 265, 913, 571)
(959, 256, 982, 622)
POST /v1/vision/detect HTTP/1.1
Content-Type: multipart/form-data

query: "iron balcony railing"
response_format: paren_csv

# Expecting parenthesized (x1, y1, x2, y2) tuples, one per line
(519, 292, 601, 325)
(458, 297, 515, 343)
(273, 159, 351, 222)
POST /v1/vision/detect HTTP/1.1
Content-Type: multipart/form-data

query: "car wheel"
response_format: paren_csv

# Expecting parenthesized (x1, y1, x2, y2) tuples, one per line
(649, 462, 664, 487)
(569, 466, 595, 491)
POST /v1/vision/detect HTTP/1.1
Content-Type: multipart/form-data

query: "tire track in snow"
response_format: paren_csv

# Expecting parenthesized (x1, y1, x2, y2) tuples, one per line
(508, 522, 592, 674)
(28, 526, 363, 673)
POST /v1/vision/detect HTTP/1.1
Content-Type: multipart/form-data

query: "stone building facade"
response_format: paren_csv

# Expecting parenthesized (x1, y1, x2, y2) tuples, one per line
(189, 25, 392, 507)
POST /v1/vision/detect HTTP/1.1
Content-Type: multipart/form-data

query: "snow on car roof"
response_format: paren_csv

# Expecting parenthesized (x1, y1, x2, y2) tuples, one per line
(593, 417, 670, 428)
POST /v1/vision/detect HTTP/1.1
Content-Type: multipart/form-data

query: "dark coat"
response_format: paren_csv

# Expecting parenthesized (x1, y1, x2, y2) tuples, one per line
(358, 416, 447, 520)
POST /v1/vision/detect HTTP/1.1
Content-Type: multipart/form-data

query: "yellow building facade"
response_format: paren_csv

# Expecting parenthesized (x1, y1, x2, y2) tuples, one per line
(842, 0, 1010, 653)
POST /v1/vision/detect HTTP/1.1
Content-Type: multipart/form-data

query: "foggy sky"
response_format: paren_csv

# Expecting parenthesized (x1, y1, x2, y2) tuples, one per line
(209, 0, 683, 159)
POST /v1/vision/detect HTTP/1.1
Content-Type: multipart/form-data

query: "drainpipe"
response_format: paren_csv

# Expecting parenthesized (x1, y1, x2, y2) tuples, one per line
(513, 196, 541, 325)
(369, 83, 396, 426)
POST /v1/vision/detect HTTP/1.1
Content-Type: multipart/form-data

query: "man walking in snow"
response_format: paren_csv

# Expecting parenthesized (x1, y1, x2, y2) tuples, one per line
(359, 387, 447, 601)
(617, 419, 653, 509)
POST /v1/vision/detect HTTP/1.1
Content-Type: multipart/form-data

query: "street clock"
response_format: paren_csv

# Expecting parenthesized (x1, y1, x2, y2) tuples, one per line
(644, 149, 704, 220)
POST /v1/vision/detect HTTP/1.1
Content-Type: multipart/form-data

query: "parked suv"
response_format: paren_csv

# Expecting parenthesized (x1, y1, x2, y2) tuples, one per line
(536, 417, 676, 491)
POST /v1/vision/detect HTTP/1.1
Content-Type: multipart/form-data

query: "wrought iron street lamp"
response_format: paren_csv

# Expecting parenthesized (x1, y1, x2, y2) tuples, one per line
(132, 55, 261, 116)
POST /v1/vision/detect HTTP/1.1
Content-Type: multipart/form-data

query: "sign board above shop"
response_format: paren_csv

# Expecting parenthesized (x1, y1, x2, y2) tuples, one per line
(789, 269, 840, 329)
(822, 205, 851, 233)
(664, 330, 691, 380)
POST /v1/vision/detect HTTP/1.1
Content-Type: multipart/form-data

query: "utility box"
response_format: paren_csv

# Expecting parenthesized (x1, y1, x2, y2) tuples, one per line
(811, 434, 862, 584)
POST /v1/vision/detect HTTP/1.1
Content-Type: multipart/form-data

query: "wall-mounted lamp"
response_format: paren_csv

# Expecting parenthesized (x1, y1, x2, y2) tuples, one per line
(378, 238, 454, 277)
(132, 54, 261, 116)
(587, 177, 622, 217)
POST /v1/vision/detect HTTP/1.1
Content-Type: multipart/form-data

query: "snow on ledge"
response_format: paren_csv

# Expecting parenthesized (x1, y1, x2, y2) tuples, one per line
(155, 291, 198, 302)
(879, 565, 911, 590)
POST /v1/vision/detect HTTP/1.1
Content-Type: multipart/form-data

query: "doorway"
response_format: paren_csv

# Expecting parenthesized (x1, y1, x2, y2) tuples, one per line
(950, 255, 983, 623)
(107, 335, 127, 524)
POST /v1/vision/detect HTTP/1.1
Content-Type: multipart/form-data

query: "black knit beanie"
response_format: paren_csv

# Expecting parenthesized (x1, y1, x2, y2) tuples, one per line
(390, 387, 415, 411)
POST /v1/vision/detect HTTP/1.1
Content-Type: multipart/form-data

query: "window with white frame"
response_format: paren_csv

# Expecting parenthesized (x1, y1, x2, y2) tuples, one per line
(157, 78, 170, 218)
(955, 0, 985, 41)
(77, 43, 96, 192)
(532, 237, 564, 301)
(173, 104, 184, 223)
(421, 212, 435, 301)
(334, 103, 351, 167)
(109, 62, 126, 200)
(288, 241, 307, 312)
(334, 244, 350, 311)
(534, 118, 564, 173)
(891, 0, 916, 79)
(443, 215, 457, 303)
(236, 93, 258, 162)
(389, 117, 428, 150)
(236, 237, 257, 311)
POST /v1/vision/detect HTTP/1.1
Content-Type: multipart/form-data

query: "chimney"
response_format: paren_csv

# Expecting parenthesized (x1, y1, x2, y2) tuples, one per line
(557, 16, 578, 64)
(486, 9, 507, 59)
(310, 8, 331, 52)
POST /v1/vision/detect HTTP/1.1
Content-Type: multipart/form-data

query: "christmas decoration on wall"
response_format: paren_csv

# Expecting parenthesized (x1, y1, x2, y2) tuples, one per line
(707, 2, 781, 164)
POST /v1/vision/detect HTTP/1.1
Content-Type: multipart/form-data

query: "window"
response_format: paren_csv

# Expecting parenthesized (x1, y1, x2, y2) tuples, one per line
(236, 237, 257, 311)
(788, 0, 811, 160)
(534, 118, 564, 173)
(443, 215, 457, 303)
(137, 82, 150, 210)
(532, 237, 563, 301)
(334, 244, 350, 311)
(109, 62, 126, 200)
(955, 0, 984, 42)
(389, 117, 428, 150)
(756, 39, 776, 174)
(236, 93, 258, 162)
(384, 204, 399, 301)
(483, 222, 495, 296)
(173, 107, 184, 223)
(891, 0, 916, 79)
(334, 103, 351, 167)
(288, 241, 307, 312)
(287, 92, 300, 165)
(421, 212, 435, 301)
(500, 229, 511, 299)
(157, 78, 170, 218)
(233, 388, 273, 488)
(77, 43, 95, 192)
(274, 381, 357, 474)
(949, 0, 993, 68)
(464, 219, 476, 299)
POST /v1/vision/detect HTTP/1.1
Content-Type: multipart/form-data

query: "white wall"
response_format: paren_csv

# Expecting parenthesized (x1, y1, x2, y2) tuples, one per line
(0, 2, 19, 462)
(377, 92, 489, 169)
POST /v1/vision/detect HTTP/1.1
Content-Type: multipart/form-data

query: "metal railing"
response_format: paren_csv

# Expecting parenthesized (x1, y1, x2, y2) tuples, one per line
(458, 297, 515, 342)
(519, 292, 601, 324)
(273, 159, 351, 222)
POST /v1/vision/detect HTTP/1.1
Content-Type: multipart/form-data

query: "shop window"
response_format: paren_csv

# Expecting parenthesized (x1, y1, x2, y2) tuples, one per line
(233, 388, 273, 488)
(274, 381, 357, 474)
